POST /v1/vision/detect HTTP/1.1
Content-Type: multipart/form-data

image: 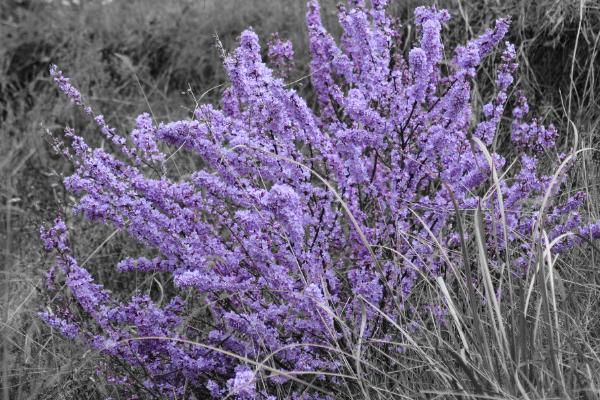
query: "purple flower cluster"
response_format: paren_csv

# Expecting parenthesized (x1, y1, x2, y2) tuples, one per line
(267, 33, 294, 79)
(42, 1, 599, 398)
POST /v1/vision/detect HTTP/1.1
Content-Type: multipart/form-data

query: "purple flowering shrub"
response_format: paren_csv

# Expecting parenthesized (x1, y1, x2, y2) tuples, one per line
(41, 1, 599, 398)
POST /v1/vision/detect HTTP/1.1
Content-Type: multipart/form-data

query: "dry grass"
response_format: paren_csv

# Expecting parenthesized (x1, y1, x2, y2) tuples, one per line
(1, 0, 600, 398)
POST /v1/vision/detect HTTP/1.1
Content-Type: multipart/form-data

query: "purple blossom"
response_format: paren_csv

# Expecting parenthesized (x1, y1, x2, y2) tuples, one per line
(39, 311, 80, 340)
(268, 33, 294, 78)
(130, 113, 165, 164)
(40, 2, 597, 398)
(50, 64, 83, 106)
(227, 366, 256, 399)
